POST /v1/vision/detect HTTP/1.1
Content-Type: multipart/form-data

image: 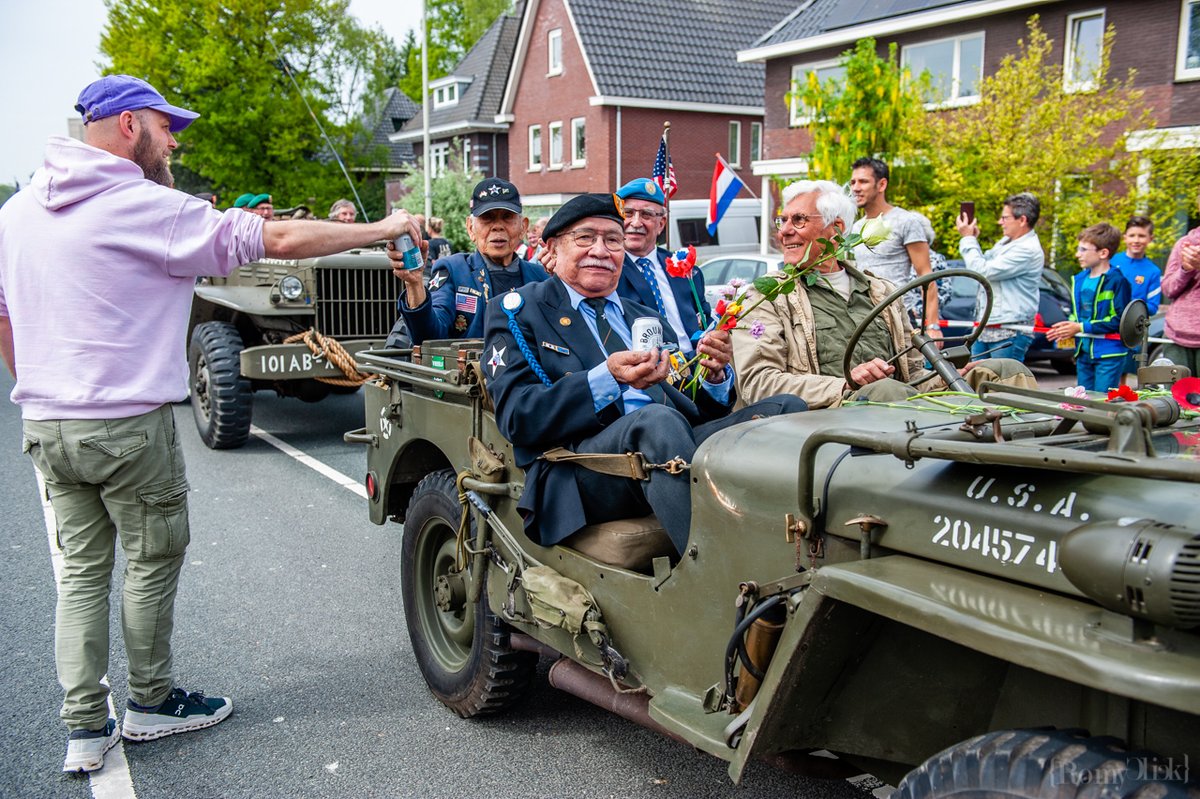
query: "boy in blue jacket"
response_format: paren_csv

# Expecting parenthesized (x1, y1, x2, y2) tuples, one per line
(1111, 215, 1161, 384)
(1046, 223, 1132, 392)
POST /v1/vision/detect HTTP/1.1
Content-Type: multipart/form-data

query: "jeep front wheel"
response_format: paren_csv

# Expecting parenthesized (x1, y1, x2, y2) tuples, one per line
(189, 321, 253, 449)
(401, 469, 536, 717)
(895, 729, 1195, 798)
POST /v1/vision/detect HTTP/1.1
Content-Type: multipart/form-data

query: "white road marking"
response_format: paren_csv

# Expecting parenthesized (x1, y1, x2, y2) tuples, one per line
(250, 426, 367, 498)
(35, 469, 138, 799)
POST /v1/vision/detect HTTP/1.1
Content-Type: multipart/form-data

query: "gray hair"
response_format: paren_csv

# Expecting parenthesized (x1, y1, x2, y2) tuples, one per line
(780, 179, 855, 230)
(328, 198, 355, 217)
(1004, 192, 1040, 228)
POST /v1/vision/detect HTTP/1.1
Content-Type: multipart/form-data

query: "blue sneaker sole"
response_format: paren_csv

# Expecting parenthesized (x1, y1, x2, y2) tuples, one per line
(122, 699, 233, 742)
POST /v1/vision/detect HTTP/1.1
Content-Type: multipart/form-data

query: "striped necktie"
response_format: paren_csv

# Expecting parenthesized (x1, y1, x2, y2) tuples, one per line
(635, 257, 667, 317)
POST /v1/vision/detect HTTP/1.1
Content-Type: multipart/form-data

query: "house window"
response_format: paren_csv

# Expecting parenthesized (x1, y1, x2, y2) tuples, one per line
(728, 121, 741, 168)
(548, 121, 563, 168)
(462, 140, 471, 174)
(750, 122, 762, 162)
(902, 32, 984, 106)
(1178, 0, 1200, 80)
(547, 29, 563, 76)
(529, 125, 542, 170)
(789, 60, 847, 125)
(571, 117, 586, 166)
(432, 83, 459, 109)
(430, 142, 449, 178)
(1065, 10, 1105, 91)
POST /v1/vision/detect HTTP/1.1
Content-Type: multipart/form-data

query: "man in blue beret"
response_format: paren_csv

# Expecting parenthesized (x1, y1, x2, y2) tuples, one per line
(482, 194, 805, 558)
(390, 176, 547, 344)
(615, 178, 712, 355)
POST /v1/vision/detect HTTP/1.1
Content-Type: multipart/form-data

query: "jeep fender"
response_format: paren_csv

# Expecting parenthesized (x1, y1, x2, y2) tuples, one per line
(728, 555, 1200, 783)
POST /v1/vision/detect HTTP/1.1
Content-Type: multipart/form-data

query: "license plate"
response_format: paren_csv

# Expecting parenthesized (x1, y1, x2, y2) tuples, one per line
(1056, 337, 1075, 349)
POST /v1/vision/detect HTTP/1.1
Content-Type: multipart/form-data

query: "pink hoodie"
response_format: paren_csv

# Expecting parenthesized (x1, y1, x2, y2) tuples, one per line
(1163, 226, 1200, 349)
(0, 136, 265, 420)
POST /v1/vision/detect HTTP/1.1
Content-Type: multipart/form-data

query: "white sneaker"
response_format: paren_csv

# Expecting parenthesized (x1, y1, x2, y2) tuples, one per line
(122, 688, 232, 742)
(63, 719, 120, 773)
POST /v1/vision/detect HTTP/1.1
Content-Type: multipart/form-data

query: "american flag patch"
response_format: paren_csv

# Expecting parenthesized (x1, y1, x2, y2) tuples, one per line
(455, 293, 478, 314)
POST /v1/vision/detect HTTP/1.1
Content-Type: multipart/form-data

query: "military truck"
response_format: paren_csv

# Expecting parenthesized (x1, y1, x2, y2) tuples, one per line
(188, 246, 400, 449)
(346, 273, 1200, 795)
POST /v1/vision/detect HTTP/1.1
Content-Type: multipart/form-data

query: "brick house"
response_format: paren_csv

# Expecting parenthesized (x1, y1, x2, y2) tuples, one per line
(389, 3, 525, 204)
(498, 0, 795, 228)
(737, 0, 1200, 221)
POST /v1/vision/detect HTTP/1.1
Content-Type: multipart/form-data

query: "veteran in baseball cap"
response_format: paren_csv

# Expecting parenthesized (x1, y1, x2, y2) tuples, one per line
(75, 75, 200, 133)
(469, 177, 522, 216)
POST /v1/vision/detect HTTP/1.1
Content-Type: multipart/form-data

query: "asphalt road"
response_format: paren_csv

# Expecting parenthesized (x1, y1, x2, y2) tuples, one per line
(0, 369, 871, 799)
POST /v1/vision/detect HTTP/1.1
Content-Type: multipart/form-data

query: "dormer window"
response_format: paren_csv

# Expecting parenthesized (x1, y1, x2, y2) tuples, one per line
(430, 76, 472, 109)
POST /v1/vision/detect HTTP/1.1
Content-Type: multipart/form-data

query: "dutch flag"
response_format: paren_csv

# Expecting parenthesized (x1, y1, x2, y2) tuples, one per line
(706, 154, 747, 236)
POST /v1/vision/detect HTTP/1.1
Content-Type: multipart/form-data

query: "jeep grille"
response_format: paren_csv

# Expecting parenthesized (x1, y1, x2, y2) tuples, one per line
(315, 265, 400, 339)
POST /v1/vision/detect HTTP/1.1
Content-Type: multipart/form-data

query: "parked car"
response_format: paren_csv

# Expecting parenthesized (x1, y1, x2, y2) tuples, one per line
(939, 262, 1076, 374)
(698, 252, 779, 308)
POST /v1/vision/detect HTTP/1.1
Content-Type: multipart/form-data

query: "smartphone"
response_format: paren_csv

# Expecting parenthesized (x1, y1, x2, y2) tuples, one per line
(959, 201, 975, 223)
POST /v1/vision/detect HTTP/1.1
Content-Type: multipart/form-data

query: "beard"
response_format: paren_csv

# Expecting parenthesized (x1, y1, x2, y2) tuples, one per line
(131, 127, 174, 187)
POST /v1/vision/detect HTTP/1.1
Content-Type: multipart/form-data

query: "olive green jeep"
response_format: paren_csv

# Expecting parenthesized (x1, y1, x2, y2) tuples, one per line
(187, 246, 400, 448)
(345, 277, 1200, 796)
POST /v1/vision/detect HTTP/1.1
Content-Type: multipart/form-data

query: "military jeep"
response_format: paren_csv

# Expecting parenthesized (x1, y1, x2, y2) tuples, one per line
(187, 247, 400, 449)
(346, 277, 1200, 795)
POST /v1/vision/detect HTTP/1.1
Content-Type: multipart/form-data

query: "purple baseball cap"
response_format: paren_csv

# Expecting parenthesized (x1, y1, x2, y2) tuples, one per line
(75, 75, 200, 133)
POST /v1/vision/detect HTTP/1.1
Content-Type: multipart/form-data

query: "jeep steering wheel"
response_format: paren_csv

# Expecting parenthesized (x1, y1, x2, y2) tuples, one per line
(842, 269, 993, 392)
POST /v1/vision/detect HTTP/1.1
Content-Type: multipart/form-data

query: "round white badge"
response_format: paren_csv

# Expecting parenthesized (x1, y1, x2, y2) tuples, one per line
(502, 291, 523, 311)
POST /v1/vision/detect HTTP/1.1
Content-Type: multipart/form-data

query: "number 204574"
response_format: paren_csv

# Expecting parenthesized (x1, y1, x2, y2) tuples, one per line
(931, 515, 1059, 574)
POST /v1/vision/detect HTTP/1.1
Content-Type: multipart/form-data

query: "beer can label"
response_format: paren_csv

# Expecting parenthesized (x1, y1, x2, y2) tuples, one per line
(631, 317, 663, 352)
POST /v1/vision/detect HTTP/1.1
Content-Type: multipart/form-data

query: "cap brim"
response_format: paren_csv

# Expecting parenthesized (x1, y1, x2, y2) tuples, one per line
(471, 200, 522, 217)
(150, 103, 200, 133)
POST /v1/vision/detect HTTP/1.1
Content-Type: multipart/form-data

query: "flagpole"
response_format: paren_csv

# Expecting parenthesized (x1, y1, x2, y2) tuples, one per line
(661, 121, 673, 251)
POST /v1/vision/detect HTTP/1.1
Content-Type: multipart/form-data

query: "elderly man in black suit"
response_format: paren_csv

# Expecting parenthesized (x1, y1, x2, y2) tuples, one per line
(615, 178, 712, 356)
(481, 194, 805, 555)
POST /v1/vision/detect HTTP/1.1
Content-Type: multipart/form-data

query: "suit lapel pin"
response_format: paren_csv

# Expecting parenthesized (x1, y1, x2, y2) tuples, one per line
(559, 316, 572, 326)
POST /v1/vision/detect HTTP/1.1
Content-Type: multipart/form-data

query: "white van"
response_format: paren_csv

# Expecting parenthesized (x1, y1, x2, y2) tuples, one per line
(664, 198, 762, 260)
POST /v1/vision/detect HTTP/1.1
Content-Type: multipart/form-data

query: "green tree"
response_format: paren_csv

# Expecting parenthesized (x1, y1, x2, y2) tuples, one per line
(399, 143, 482, 253)
(788, 38, 927, 195)
(398, 0, 512, 101)
(100, 0, 400, 212)
(916, 16, 1196, 268)
(0, 182, 18, 208)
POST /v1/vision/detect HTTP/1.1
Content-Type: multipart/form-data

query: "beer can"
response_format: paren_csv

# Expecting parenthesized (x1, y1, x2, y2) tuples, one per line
(631, 317, 664, 352)
(393, 234, 423, 270)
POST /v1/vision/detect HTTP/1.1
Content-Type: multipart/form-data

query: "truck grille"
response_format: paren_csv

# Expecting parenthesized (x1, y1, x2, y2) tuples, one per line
(315, 265, 400, 339)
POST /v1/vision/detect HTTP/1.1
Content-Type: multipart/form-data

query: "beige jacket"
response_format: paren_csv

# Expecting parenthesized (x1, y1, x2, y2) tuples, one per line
(731, 265, 924, 409)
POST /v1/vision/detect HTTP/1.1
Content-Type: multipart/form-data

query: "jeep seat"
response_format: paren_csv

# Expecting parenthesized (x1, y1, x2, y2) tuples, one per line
(561, 516, 675, 570)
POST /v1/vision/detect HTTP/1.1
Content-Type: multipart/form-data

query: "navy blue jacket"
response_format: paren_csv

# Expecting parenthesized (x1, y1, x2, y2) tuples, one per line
(401, 251, 548, 345)
(617, 247, 712, 344)
(482, 276, 732, 547)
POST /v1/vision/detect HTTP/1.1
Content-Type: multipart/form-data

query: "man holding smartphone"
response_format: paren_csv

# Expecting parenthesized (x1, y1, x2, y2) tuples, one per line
(955, 192, 1045, 363)
(848, 158, 940, 338)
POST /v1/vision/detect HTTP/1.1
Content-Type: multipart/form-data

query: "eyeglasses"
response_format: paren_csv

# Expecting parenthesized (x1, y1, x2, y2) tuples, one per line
(1076, 244, 1097, 253)
(626, 208, 665, 221)
(569, 229, 625, 252)
(774, 212, 815, 230)
(999, 214, 1015, 222)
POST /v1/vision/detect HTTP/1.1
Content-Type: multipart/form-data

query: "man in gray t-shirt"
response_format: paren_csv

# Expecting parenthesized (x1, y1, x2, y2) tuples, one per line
(848, 158, 940, 339)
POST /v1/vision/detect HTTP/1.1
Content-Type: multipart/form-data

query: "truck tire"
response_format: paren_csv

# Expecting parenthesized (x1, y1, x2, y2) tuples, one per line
(401, 469, 536, 717)
(895, 729, 1196, 798)
(189, 321, 253, 449)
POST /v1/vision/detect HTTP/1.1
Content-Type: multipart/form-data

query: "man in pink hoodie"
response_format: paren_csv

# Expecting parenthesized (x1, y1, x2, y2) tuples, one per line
(1163, 207, 1200, 377)
(0, 75, 423, 774)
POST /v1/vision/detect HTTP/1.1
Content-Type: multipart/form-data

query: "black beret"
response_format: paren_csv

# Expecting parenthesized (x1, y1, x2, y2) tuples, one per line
(542, 193, 626, 240)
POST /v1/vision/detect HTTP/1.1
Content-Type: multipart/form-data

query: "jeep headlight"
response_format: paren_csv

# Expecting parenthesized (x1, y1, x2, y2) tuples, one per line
(279, 275, 304, 301)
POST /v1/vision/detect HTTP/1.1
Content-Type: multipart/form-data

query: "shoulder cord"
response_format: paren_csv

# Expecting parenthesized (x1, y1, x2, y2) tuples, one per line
(501, 294, 553, 387)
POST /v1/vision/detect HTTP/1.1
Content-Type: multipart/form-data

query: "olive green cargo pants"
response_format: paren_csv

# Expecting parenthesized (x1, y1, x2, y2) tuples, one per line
(23, 405, 190, 731)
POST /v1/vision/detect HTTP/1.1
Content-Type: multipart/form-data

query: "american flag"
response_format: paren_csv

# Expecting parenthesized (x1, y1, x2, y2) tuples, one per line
(652, 133, 677, 198)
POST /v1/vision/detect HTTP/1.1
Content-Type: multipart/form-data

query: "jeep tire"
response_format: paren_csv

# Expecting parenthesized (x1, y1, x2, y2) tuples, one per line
(895, 729, 1195, 798)
(401, 469, 536, 717)
(189, 321, 253, 449)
